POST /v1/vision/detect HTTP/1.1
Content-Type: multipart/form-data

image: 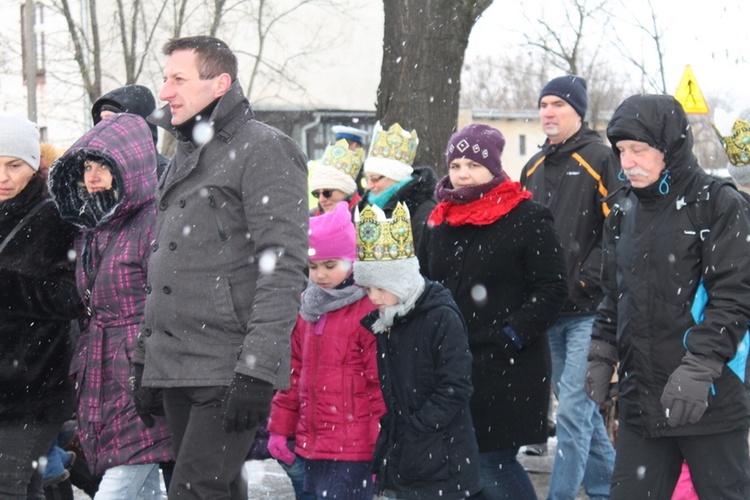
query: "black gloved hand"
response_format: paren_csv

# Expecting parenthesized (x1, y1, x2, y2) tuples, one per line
(584, 340, 619, 406)
(221, 373, 273, 433)
(661, 351, 723, 427)
(131, 363, 164, 428)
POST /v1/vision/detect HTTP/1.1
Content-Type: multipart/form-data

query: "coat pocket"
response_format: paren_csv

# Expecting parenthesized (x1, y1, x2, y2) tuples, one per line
(399, 428, 449, 481)
(209, 275, 246, 339)
(112, 332, 135, 394)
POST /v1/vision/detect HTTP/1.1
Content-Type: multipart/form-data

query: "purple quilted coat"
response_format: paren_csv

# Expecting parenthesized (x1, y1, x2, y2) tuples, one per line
(49, 113, 172, 476)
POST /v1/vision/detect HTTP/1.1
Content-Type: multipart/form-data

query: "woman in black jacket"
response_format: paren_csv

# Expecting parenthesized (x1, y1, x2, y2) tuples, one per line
(418, 124, 569, 499)
(0, 114, 82, 498)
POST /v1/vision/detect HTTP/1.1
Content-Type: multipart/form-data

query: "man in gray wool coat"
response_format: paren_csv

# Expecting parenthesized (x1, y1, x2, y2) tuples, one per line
(132, 35, 309, 499)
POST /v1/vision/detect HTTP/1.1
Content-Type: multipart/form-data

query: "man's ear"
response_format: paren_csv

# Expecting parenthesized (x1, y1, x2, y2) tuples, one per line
(214, 73, 232, 98)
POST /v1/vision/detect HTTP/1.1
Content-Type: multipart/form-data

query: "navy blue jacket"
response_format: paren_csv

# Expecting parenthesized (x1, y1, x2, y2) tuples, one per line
(362, 280, 481, 499)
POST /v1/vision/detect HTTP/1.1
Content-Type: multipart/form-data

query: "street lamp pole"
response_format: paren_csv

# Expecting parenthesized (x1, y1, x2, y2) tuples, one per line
(23, 0, 37, 121)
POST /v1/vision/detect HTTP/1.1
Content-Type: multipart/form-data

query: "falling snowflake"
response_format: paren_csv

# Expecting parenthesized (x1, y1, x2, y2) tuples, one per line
(193, 122, 214, 144)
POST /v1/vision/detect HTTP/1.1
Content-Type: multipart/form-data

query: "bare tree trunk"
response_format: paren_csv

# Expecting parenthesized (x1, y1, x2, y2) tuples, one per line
(377, 0, 493, 175)
(171, 0, 189, 38)
(117, 0, 136, 83)
(209, 0, 228, 37)
(57, 0, 101, 103)
(245, 0, 267, 96)
(117, 0, 168, 84)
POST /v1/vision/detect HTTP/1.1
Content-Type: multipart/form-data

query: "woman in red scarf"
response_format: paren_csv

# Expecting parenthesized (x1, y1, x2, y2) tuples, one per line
(418, 124, 569, 499)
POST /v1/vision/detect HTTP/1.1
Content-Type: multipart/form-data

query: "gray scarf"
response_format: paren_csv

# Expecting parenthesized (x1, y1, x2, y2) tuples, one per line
(299, 279, 366, 323)
(370, 278, 426, 334)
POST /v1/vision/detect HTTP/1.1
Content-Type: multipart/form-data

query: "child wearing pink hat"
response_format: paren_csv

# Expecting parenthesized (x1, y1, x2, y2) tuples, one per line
(267, 202, 386, 499)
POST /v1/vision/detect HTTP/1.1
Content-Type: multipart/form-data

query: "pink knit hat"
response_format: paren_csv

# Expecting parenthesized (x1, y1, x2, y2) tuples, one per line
(309, 201, 356, 262)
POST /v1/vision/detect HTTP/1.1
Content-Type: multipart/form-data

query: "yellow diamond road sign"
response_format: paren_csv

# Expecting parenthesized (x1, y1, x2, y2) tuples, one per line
(674, 65, 709, 114)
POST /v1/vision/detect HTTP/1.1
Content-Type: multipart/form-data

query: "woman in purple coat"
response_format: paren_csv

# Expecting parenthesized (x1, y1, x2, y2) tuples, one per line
(49, 113, 172, 498)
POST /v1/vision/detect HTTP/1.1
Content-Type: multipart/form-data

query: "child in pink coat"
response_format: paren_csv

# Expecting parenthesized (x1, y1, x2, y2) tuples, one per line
(267, 201, 385, 499)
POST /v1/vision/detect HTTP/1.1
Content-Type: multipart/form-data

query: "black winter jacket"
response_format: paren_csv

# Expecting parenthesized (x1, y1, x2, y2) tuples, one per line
(0, 175, 82, 423)
(521, 125, 623, 315)
(419, 199, 568, 450)
(362, 281, 481, 499)
(594, 94, 750, 437)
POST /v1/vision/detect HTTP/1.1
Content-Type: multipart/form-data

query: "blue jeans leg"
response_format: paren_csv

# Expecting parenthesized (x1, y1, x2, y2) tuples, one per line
(478, 449, 537, 499)
(93, 464, 162, 500)
(279, 457, 315, 500)
(547, 315, 615, 500)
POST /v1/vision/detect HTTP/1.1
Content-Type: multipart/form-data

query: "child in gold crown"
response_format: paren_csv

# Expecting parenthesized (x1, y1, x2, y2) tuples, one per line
(267, 201, 385, 499)
(353, 202, 482, 499)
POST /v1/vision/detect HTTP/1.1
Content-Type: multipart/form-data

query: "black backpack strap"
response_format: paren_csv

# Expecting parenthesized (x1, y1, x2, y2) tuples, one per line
(0, 198, 51, 255)
(680, 176, 739, 241)
(602, 197, 625, 293)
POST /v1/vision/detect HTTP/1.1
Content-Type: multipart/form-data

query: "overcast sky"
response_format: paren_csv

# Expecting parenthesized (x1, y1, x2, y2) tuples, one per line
(466, 0, 750, 117)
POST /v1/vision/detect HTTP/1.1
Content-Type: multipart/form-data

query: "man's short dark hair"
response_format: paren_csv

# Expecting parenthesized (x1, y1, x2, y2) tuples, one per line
(163, 36, 238, 82)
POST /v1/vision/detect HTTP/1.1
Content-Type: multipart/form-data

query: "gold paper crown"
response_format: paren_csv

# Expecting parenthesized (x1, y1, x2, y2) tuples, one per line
(355, 202, 415, 261)
(367, 122, 419, 166)
(718, 118, 750, 166)
(320, 139, 365, 179)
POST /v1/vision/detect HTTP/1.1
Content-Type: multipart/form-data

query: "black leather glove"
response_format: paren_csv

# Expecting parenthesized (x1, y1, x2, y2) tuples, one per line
(661, 352, 723, 427)
(131, 363, 164, 428)
(585, 340, 619, 406)
(221, 373, 273, 433)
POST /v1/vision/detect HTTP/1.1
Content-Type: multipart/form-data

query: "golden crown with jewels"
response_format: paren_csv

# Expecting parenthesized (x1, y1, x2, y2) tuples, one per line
(367, 122, 419, 166)
(718, 118, 750, 166)
(320, 139, 365, 180)
(355, 203, 415, 261)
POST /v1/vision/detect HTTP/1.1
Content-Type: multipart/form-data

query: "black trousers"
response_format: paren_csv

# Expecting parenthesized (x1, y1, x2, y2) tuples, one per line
(0, 421, 59, 499)
(611, 424, 750, 500)
(162, 386, 256, 500)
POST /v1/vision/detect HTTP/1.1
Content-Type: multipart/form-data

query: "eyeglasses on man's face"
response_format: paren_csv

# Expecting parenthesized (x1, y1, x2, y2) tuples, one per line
(312, 190, 334, 199)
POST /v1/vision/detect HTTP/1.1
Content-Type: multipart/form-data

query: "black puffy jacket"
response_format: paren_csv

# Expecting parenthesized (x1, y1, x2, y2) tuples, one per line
(362, 281, 481, 499)
(594, 94, 750, 437)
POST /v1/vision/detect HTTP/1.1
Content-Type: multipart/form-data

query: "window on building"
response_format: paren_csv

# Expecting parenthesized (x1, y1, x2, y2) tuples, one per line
(519, 134, 526, 156)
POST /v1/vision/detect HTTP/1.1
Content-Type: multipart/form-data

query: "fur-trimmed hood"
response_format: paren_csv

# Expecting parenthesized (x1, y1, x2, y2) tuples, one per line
(49, 113, 157, 229)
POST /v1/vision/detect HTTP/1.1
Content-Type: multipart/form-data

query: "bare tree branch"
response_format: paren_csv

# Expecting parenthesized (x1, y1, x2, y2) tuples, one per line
(53, 0, 102, 102)
(610, 0, 667, 93)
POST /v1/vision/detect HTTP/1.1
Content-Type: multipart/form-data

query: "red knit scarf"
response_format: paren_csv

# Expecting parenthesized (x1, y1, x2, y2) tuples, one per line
(428, 180, 532, 227)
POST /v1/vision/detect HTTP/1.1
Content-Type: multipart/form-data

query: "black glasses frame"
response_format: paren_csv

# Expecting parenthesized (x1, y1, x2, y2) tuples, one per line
(311, 190, 334, 199)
